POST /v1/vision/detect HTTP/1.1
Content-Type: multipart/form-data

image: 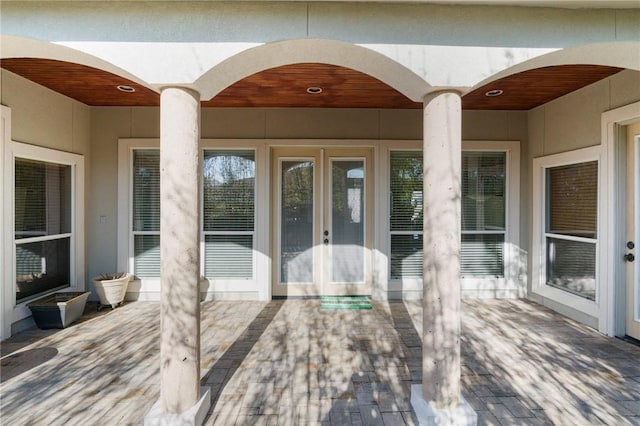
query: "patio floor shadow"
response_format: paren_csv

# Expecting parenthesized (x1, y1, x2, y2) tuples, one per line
(1, 299, 639, 425)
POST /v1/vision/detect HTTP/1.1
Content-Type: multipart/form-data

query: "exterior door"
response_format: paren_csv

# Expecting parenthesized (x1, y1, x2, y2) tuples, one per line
(626, 124, 640, 340)
(272, 148, 372, 297)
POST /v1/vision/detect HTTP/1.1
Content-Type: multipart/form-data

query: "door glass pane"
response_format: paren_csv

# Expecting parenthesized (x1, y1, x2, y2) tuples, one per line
(281, 160, 314, 284)
(331, 160, 364, 283)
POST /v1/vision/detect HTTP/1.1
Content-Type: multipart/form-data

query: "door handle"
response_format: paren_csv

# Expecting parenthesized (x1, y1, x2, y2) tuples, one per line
(324, 238, 329, 245)
(625, 253, 635, 263)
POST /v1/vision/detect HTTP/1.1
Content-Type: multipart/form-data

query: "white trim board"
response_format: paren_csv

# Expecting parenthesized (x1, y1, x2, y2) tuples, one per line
(603, 101, 640, 336)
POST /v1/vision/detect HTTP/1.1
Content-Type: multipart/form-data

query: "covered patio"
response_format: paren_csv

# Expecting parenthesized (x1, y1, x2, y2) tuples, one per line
(1, 299, 639, 425)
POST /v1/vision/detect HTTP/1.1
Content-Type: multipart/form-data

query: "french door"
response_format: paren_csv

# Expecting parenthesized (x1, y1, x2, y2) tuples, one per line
(272, 148, 373, 297)
(626, 124, 640, 340)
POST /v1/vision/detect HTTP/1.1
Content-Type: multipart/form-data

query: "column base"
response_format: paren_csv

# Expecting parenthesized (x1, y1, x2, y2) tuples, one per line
(144, 386, 211, 426)
(411, 384, 477, 426)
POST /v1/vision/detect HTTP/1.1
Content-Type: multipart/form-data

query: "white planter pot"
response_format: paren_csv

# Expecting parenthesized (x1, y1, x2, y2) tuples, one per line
(93, 274, 131, 309)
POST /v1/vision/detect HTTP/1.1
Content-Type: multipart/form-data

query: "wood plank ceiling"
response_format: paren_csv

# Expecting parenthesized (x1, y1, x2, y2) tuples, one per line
(1, 58, 623, 110)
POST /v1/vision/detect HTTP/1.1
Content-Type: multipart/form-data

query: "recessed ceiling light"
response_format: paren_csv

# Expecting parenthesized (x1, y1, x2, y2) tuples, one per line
(485, 89, 503, 97)
(117, 85, 136, 93)
(306, 87, 323, 94)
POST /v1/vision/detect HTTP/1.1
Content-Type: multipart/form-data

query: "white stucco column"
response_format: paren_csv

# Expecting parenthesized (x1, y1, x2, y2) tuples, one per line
(145, 87, 210, 426)
(411, 90, 476, 426)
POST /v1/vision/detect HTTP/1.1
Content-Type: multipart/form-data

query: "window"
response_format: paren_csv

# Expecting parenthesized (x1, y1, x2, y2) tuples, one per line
(132, 149, 160, 278)
(203, 150, 255, 279)
(389, 149, 508, 280)
(389, 151, 423, 279)
(532, 146, 601, 314)
(545, 161, 598, 300)
(128, 148, 256, 280)
(14, 158, 72, 301)
(461, 152, 506, 277)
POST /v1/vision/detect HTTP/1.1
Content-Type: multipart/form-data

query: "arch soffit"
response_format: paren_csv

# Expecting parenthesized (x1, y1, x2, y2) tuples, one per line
(0, 35, 157, 92)
(466, 41, 640, 95)
(194, 39, 432, 103)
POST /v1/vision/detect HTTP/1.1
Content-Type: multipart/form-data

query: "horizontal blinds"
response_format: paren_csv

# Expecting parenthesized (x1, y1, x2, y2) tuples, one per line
(547, 161, 597, 238)
(205, 235, 253, 279)
(134, 234, 160, 278)
(203, 150, 255, 232)
(389, 151, 507, 279)
(462, 152, 506, 232)
(546, 237, 596, 300)
(390, 234, 423, 279)
(15, 158, 71, 239)
(133, 150, 160, 232)
(461, 234, 504, 277)
(390, 152, 423, 232)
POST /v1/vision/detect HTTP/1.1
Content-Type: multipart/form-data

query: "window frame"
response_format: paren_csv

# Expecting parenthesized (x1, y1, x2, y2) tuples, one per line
(382, 140, 521, 297)
(3, 139, 84, 333)
(532, 145, 603, 317)
(201, 148, 257, 282)
(117, 139, 267, 299)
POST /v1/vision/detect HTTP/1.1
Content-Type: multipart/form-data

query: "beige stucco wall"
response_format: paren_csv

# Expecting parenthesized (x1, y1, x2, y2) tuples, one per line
(1, 70, 91, 154)
(526, 69, 640, 327)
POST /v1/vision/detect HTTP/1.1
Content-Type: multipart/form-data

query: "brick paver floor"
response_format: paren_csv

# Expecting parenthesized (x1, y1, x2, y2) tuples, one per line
(1, 299, 639, 425)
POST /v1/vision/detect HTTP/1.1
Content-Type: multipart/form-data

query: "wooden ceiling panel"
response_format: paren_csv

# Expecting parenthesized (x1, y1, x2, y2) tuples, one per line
(462, 65, 623, 110)
(203, 63, 420, 109)
(1, 58, 624, 111)
(1, 58, 159, 106)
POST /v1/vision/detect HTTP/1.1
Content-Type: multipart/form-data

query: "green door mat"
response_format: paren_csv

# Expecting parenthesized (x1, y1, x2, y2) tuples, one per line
(320, 296, 372, 310)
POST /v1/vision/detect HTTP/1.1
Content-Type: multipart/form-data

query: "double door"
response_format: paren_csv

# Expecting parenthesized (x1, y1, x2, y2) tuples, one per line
(272, 148, 372, 297)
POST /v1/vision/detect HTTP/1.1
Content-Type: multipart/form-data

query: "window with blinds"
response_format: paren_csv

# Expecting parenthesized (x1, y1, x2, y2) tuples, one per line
(389, 152, 423, 279)
(132, 150, 160, 278)
(461, 152, 506, 277)
(203, 150, 255, 279)
(389, 151, 507, 279)
(15, 158, 72, 301)
(545, 161, 598, 300)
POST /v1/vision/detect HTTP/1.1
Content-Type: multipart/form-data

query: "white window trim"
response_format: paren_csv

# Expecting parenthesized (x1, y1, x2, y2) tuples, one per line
(117, 139, 269, 300)
(532, 145, 603, 319)
(380, 140, 521, 297)
(2, 134, 85, 339)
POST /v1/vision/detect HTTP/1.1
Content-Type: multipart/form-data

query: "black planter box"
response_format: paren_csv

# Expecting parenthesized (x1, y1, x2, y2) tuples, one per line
(27, 292, 90, 329)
